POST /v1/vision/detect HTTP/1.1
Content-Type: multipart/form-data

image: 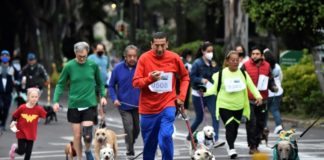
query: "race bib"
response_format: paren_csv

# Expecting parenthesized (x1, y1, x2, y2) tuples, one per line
(148, 72, 173, 93)
(257, 75, 269, 91)
(224, 78, 246, 93)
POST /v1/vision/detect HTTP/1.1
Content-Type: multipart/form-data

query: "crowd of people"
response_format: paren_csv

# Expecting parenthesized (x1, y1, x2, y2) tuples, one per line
(0, 31, 284, 160)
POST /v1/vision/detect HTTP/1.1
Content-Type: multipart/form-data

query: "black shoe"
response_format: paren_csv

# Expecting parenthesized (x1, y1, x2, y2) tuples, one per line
(249, 147, 259, 154)
(126, 151, 135, 156)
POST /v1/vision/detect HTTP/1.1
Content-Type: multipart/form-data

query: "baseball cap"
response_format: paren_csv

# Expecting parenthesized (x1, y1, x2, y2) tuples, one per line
(1, 50, 10, 56)
(27, 52, 36, 60)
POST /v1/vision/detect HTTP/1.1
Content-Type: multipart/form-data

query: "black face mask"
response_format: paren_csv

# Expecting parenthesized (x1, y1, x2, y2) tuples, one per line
(97, 51, 104, 56)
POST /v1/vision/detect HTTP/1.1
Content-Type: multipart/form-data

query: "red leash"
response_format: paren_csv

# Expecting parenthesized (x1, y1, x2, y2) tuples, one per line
(177, 103, 197, 150)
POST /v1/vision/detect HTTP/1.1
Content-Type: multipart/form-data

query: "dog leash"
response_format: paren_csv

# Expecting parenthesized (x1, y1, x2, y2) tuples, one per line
(198, 91, 208, 126)
(299, 116, 321, 138)
(98, 96, 106, 129)
(176, 102, 197, 150)
(129, 151, 143, 160)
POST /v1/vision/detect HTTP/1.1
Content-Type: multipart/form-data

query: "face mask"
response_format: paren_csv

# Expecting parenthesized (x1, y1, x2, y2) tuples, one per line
(205, 52, 213, 60)
(1, 57, 9, 63)
(97, 51, 104, 56)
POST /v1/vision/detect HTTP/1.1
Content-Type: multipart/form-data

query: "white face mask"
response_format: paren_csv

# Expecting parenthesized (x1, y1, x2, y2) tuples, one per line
(205, 52, 213, 60)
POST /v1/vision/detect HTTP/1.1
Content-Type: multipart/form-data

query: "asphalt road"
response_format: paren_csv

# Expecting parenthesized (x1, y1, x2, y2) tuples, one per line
(1, 94, 324, 160)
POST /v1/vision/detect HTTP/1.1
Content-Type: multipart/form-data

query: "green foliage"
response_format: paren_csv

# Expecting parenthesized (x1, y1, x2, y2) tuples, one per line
(135, 29, 151, 53)
(243, 0, 324, 48)
(111, 38, 130, 57)
(172, 40, 203, 55)
(282, 54, 324, 117)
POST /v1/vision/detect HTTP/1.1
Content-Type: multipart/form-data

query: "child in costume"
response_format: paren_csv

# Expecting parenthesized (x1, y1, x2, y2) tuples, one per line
(9, 87, 47, 160)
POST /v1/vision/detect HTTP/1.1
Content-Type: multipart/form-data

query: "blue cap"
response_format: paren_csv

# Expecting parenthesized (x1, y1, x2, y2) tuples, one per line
(27, 52, 36, 60)
(1, 50, 10, 55)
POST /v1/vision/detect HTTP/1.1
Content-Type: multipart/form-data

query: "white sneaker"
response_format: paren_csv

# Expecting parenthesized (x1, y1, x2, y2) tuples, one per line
(228, 149, 237, 159)
(274, 125, 283, 134)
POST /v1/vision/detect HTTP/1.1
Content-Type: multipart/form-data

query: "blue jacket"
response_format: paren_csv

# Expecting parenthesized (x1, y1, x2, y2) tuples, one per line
(190, 58, 219, 90)
(108, 61, 140, 110)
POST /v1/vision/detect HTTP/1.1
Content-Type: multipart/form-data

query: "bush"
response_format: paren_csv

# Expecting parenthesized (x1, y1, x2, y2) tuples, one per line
(282, 54, 324, 117)
(171, 40, 202, 55)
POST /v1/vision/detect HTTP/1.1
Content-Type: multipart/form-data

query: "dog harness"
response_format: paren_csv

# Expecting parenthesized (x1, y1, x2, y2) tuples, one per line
(193, 131, 215, 148)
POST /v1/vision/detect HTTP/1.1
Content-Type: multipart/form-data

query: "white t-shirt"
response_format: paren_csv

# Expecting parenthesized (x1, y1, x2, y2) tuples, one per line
(269, 64, 283, 97)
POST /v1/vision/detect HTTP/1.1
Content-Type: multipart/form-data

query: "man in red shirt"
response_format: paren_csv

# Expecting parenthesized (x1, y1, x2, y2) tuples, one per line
(133, 32, 190, 160)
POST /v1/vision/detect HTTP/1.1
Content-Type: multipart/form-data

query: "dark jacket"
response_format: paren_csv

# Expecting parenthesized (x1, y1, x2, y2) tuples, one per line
(0, 74, 14, 94)
(190, 58, 219, 90)
(22, 63, 49, 89)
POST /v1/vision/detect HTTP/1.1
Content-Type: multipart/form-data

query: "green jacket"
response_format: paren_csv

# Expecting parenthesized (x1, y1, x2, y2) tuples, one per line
(205, 67, 262, 120)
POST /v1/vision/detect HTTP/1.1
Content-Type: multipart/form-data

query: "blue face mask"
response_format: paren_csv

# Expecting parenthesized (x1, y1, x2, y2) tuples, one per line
(1, 56, 9, 63)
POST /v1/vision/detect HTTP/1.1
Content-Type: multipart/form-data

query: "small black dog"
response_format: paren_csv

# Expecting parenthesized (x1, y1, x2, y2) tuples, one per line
(43, 105, 58, 124)
(260, 127, 270, 147)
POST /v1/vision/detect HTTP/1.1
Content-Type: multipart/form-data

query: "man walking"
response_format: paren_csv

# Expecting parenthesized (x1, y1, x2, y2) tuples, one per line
(53, 42, 107, 160)
(242, 46, 272, 154)
(133, 32, 190, 160)
(21, 52, 49, 91)
(108, 45, 140, 159)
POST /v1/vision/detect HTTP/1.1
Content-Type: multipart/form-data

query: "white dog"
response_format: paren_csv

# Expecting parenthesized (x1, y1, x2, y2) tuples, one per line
(191, 145, 216, 160)
(193, 126, 216, 149)
(100, 144, 114, 160)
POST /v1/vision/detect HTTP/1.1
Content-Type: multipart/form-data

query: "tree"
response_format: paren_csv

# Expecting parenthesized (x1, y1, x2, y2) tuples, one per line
(244, 1, 324, 109)
(0, 0, 123, 71)
(243, 0, 324, 49)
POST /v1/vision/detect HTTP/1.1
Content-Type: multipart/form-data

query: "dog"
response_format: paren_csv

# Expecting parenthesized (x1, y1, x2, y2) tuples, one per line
(272, 129, 300, 160)
(100, 144, 114, 160)
(191, 145, 216, 160)
(64, 141, 76, 160)
(43, 105, 58, 124)
(260, 127, 270, 147)
(193, 126, 218, 149)
(94, 128, 126, 160)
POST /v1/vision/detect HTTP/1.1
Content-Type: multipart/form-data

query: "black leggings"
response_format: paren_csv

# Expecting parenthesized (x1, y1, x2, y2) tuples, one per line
(16, 139, 34, 160)
(219, 108, 243, 149)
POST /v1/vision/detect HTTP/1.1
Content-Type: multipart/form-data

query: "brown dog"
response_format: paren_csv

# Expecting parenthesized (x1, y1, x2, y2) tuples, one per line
(64, 141, 76, 160)
(94, 128, 124, 160)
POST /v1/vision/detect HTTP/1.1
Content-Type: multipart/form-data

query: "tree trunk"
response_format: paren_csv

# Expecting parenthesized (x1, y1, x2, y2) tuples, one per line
(223, 0, 248, 53)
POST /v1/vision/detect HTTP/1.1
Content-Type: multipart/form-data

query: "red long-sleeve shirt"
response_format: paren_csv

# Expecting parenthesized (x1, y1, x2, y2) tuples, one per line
(12, 104, 47, 141)
(133, 50, 190, 114)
